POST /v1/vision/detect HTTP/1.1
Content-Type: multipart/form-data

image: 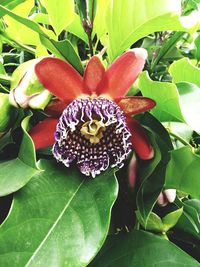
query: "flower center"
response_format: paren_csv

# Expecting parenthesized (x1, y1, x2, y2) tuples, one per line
(53, 97, 132, 177)
(80, 119, 106, 144)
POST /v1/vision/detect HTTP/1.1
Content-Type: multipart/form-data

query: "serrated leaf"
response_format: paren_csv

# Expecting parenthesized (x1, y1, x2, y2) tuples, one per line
(0, 159, 118, 267)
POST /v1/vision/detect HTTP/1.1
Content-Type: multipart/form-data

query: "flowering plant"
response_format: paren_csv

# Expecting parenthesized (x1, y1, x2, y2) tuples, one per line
(0, 0, 200, 266)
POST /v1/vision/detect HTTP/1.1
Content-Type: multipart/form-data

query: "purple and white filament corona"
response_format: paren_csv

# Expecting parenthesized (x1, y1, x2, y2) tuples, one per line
(53, 97, 132, 177)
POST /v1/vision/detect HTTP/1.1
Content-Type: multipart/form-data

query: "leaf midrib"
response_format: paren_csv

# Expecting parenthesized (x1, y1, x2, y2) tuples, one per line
(25, 179, 85, 266)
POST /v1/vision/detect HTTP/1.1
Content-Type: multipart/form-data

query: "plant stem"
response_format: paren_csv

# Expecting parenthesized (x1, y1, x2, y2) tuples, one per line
(85, 0, 94, 56)
(169, 131, 191, 147)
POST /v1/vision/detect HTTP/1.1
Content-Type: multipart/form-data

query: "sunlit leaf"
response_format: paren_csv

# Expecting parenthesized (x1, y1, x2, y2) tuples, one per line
(169, 57, 200, 87)
(105, 0, 200, 60)
(166, 146, 200, 199)
(40, 0, 75, 35)
(139, 71, 184, 122)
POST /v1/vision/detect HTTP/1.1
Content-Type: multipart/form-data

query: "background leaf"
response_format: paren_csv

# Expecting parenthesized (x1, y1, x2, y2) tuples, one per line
(40, 0, 75, 35)
(104, 0, 199, 60)
(89, 230, 200, 266)
(166, 146, 200, 199)
(139, 71, 185, 122)
(0, 114, 40, 197)
(0, 160, 118, 267)
(169, 58, 200, 87)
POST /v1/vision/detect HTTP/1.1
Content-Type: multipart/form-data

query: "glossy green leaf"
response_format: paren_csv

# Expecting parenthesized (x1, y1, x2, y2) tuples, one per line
(0, 114, 40, 197)
(0, 159, 118, 267)
(136, 208, 183, 233)
(89, 230, 200, 267)
(176, 82, 200, 133)
(105, 0, 200, 60)
(40, 0, 75, 35)
(162, 208, 183, 232)
(166, 146, 200, 199)
(139, 71, 185, 122)
(136, 113, 172, 224)
(175, 198, 200, 238)
(39, 37, 83, 74)
(136, 211, 164, 232)
(169, 58, 200, 87)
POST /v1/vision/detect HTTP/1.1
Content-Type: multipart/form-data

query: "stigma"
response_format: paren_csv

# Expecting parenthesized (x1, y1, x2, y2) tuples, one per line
(53, 97, 132, 178)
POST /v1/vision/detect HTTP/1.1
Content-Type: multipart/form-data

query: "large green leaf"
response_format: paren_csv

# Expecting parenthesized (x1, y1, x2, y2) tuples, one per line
(0, 160, 118, 267)
(89, 230, 200, 266)
(169, 58, 200, 87)
(166, 146, 200, 199)
(139, 71, 185, 122)
(0, 114, 40, 197)
(40, 0, 75, 35)
(104, 0, 199, 60)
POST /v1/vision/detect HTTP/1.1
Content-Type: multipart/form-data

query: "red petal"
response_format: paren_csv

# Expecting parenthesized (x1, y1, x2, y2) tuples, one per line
(29, 118, 58, 150)
(96, 48, 147, 98)
(83, 56, 105, 94)
(35, 57, 86, 102)
(116, 96, 156, 115)
(45, 99, 68, 118)
(127, 117, 154, 160)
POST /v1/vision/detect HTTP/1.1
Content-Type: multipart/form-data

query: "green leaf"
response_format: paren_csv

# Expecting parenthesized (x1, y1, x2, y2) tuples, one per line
(39, 37, 83, 74)
(169, 58, 200, 87)
(175, 198, 200, 238)
(166, 146, 200, 199)
(1, 0, 26, 10)
(0, 159, 118, 267)
(105, 0, 200, 60)
(4, 0, 40, 46)
(136, 113, 172, 224)
(195, 34, 200, 61)
(136, 211, 164, 233)
(162, 208, 183, 232)
(0, 5, 83, 73)
(139, 71, 185, 122)
(176, 82, 200, 133)
(89, 230, 200, 267)
(151, 32, 185, 71)
(40, 0, 75, 35)
(67, 13, 88, 43)
(0, 114, 40, 197)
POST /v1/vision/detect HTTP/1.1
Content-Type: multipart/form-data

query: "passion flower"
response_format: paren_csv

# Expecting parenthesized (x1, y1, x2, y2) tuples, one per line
(30, 48, 156, 177)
